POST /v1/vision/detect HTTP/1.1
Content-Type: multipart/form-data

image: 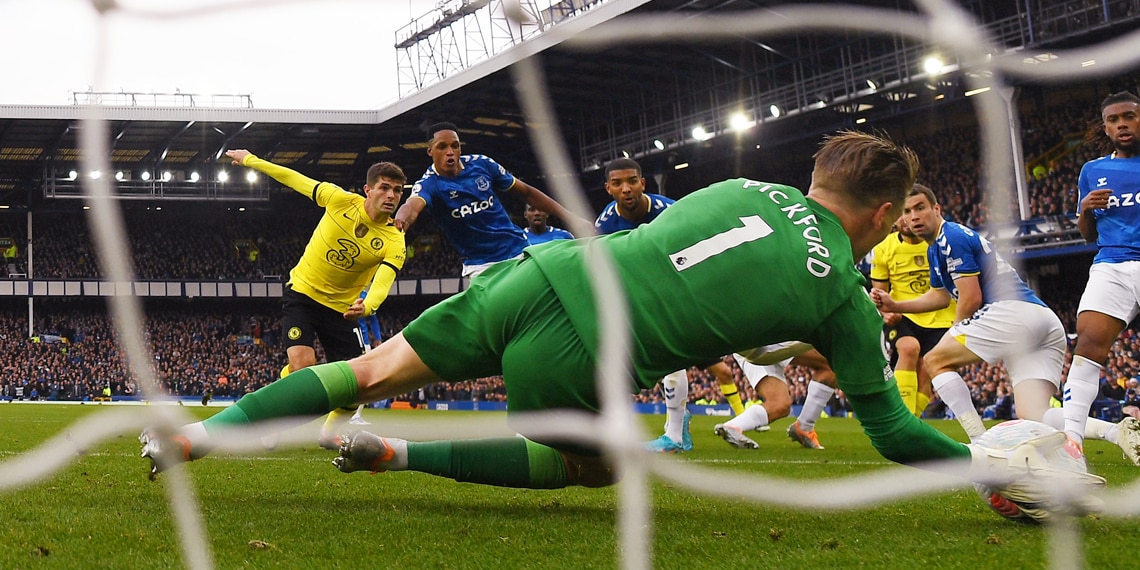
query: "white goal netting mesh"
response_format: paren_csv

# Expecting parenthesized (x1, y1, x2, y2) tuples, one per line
(4, 1, 1140, 569)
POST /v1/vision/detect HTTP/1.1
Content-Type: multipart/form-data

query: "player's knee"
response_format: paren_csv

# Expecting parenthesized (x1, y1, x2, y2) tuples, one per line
(762, 390, 792, 420)
(1074, 314, 1125, 361)
(920, 351, 953, 377)
(563, 453, 619, 488)
(1072, 336, 1114, 364)
(813, 369, 838, 388)
(288, 354, 318, 372)
(896, 336, 920, 358)
(767, 400, 791, 421)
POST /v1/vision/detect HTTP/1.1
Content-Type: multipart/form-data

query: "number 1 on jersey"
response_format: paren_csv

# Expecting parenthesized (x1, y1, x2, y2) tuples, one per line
(669, 215, 774, 271)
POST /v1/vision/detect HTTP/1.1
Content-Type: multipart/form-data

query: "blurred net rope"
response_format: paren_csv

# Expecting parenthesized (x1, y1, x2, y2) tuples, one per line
(4, 1, 1140, 569)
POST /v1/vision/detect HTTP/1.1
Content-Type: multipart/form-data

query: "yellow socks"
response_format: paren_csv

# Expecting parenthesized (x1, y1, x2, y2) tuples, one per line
(915, 391, 930, 417)
(895, 369, 919, 416)
(719, 381, 745, 416)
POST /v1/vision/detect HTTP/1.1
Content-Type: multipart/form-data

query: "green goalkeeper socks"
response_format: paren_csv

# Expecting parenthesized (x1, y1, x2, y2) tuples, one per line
(407, 437, 569, 489)
(201, 362, 359, 434)
(848, 389, 970, 465)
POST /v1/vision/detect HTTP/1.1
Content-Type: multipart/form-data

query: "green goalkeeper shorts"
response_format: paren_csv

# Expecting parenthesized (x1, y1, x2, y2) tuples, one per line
(403, 255, 602, 416)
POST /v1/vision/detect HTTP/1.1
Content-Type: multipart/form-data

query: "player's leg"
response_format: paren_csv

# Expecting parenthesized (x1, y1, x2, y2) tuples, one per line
(793, 380, 834, 432)
(316, 319, 371, 448)
(754, 375, 792, 428)
(334, 431, 617, 489)
(1010, 378, 1056, 423)
(649, 368, 691, 453)
(339, 270, 617, 489)
(715, 355, 781, 448)
(716, 369, 788, 449)
(785, 349, 834, 449)
(167, 335, 437, 449)
(1019, 317, 1140, 467)
(923, 334, 987, 441)
(1068, 264, 1138, 448)
(1039, 397, 1140, 465)
(913, 325, 946, 417)
(708, 360, 745, 416)
(258, 293, 322, 450)
(143, 261, 531, 477)
(1014, 301, 1105, 463)
(1068, 310, 1126, 440)
(140, 349, 421, 479)
(893, 333, 922, 415)
(281, 287, 320, 373)
(915, 359, 933, 415)
(352, 320, 381, 426)
(1001, 309, 1066, 429)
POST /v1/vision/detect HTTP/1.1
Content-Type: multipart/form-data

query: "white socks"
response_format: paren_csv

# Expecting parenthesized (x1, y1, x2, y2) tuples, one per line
(797, 380, 835, 432)
(1063, 356, 1103, 445)
(726, 403, 769, 432)
(1042, 407, 1120, 445)
(662, 369, 689, 442)
(932, 371, 986, 440)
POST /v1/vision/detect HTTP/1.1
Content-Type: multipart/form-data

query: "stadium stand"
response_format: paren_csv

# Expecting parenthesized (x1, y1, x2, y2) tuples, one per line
(4, 81, 1140, 421)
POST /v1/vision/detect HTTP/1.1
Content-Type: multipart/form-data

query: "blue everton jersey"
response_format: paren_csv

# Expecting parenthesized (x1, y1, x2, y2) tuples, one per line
(928, 221, 1046, 307)
(594, 193, 674, 234)
(1078, 154, 1140, 264)
(408, 154, 528, 265)
(524, 226, 573, 246)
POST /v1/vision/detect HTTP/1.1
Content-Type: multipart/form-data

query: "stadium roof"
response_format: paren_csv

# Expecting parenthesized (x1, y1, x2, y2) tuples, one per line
(0, 0, 1134, 210)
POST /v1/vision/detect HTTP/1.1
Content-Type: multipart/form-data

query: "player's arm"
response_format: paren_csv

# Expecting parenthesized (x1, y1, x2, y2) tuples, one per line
(867, 240, 902, 324)
(1077, 188, 1111, 243)
(508, 179, 592, 237)
(949, 274, 983, 324)
(393, 196, 427, 232)
(870, 278, 902, 325)
(343, 262, 399, 320)
(226, 149, 324, 199)
(872, 286, 951, 315)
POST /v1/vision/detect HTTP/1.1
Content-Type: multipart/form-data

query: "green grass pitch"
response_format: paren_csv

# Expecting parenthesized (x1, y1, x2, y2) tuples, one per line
(1, 404, 1138, 569)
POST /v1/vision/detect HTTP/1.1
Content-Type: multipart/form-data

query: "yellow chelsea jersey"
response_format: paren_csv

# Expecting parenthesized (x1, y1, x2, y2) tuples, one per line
(870, 231, 955, 329)
(289, 184, 406, 313)
(241, 153, 405, 315)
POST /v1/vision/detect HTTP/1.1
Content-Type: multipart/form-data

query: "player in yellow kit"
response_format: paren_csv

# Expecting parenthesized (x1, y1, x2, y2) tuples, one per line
(870, 192, 956, 416)
(225, 149, 407, 448)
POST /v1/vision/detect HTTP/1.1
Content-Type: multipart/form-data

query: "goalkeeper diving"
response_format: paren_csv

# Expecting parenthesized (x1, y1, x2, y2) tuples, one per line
(143, 132, 1096, 509)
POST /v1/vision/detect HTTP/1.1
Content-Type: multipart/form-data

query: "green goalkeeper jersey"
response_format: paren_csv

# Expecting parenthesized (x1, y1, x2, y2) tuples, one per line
(529, 178, 892, 396)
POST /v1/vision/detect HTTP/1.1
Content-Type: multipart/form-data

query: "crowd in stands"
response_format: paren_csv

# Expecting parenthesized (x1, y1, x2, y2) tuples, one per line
(2, 293, 1131, 428)
(6, 81, 1140, 422)
(0, 304, 283, 402)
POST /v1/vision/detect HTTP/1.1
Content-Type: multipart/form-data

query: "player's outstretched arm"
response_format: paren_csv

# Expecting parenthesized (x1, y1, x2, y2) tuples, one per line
(225, 149, 251, 165)
(225, 149, 323, 196)
(510, 179, 592, 237)
(394, 197, 426, 232)
(872, 287, 950, 315)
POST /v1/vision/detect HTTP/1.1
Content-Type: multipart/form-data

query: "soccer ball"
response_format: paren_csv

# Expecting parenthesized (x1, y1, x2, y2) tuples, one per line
(972, 419, 1088, 525)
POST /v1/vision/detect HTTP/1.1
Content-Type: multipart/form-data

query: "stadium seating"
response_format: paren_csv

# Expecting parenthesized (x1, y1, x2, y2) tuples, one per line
(5, 81, 1140, 416)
